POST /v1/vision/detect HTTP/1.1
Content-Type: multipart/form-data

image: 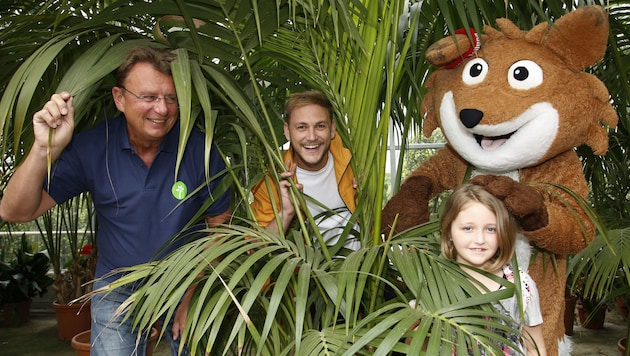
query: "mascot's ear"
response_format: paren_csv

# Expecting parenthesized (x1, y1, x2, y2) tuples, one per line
(425, 28, 481, 68)
(528, 5, 609, 70)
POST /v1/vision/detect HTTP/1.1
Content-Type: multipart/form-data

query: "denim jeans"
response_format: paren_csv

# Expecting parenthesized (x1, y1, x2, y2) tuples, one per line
(91, 279, 189, 356)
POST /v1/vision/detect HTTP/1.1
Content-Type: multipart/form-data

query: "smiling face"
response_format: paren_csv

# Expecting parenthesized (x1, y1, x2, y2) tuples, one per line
(113, 62, 179, 149)
(450, 201, 500, 270)
(284, 103, 336, 171)
(421, 15, 617, 173)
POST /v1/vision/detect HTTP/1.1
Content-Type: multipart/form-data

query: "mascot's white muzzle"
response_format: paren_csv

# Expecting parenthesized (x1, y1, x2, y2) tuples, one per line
(439, 91, 559, 172)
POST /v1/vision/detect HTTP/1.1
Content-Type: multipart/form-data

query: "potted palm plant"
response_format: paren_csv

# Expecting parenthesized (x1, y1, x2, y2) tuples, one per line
(36, 193, 96, 340)
(574, 78, 630, 351)
(0, 233, 53, 326)
(568, 228, 630, 345)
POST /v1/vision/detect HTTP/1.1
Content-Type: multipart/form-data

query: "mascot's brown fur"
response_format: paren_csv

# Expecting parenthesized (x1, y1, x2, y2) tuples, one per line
(382, 6, 618, 355)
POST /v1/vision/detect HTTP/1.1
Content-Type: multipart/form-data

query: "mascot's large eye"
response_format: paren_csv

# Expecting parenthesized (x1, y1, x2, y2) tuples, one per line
(508, 60, 543, 90)
(462, 58, 488, 85)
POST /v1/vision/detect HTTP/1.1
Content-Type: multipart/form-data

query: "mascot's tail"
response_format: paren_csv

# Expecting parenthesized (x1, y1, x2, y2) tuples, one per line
(559, 335, 573, 355)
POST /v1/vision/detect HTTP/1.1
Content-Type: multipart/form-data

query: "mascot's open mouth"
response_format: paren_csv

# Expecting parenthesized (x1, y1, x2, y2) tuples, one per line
(474, 132, 515, 151)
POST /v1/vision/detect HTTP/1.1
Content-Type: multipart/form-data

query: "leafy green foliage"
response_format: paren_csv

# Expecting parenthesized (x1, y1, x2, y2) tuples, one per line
(95, 222, 520, 355)
(0, 234, 53, 304)
(569, 227, 630, 305)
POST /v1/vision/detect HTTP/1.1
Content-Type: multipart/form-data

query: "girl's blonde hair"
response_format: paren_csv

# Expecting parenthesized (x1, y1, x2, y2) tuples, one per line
(440, 183, 517, 271)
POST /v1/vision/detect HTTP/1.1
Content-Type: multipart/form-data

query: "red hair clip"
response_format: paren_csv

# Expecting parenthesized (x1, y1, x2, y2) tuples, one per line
(445, 28, 481, 69)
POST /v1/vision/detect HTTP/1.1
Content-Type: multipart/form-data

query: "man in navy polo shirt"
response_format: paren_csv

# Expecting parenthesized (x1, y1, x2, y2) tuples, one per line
(0, 46, 231, 355)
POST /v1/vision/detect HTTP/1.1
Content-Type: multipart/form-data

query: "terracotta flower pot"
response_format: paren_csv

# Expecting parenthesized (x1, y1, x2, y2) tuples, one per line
(52, 301, 91, 340)
(615, 296, 629, 320)
(577, 302, 606, 329)
(71, 327, 159, 356)
(70, 330, 91, 356)
(564, 296, 577, 336)
(2, 300, 32, 326)
(618, 337, 627, 356)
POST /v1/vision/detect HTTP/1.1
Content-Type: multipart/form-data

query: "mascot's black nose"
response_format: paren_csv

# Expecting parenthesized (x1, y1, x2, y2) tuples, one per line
(460, 109, 483, 128)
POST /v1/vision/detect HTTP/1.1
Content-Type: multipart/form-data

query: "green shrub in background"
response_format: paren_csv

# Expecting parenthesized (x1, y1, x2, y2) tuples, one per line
(0, 234, 53, 305)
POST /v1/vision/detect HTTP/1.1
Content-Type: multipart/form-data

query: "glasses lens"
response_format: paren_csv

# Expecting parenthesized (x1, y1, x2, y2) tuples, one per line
(164, 96, 178, 104)
(123, 87, 177, 106)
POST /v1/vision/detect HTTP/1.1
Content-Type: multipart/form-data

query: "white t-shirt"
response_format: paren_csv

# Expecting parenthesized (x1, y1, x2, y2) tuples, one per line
(297, 152, 360, 250)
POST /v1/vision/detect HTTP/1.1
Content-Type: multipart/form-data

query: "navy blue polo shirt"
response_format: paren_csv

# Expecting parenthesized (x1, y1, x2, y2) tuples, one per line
(46, 117, 230, 281)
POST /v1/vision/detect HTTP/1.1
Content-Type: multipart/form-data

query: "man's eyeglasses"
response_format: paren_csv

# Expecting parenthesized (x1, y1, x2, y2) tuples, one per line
(121, 87, 178, 105)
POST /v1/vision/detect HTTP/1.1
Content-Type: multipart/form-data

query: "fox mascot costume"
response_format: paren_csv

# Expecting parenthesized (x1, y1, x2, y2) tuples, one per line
(382, 6, 618, 355)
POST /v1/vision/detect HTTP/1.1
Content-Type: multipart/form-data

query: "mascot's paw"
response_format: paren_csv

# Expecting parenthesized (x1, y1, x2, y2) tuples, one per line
(469, 175, 549, 231)
(381, 175, 433, 235)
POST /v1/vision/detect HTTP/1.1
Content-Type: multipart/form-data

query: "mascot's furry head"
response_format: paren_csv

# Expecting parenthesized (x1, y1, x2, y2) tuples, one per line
(382, 6, 617, 356)
(422, 8, 615, 173)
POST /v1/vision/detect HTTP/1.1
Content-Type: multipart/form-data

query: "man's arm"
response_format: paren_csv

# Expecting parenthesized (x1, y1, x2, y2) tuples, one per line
(0, 92, 75, 222)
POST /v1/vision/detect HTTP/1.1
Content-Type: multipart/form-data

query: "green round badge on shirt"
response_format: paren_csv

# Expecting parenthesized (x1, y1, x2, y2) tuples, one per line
(172, 181, 188, 200)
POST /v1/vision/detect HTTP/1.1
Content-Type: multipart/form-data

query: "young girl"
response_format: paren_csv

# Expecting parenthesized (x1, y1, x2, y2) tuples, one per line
(440, 183, 547, 356)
